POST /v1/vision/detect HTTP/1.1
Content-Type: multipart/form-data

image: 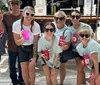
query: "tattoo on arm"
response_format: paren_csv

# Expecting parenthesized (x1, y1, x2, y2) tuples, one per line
(33, 34, 40, 57)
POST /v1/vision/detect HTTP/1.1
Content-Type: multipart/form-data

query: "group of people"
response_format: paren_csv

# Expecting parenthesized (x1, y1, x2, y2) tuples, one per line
(0, 0, 100, 85)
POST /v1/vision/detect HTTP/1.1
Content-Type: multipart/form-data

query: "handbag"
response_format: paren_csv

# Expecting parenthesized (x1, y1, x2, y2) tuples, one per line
(60, 29, 75, 63)
(20, 44, 33, 52)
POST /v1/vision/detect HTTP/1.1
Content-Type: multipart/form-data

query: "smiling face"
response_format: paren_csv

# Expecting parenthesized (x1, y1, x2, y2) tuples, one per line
(54, 11, 66, 29)
(23, 8, 34, 23)
(44, 24, 55, 37)
(70, 11, 81, 24)
(78, 27, 91, 44)
(9, 0, 21, 12)
(79, 32, 90, 44)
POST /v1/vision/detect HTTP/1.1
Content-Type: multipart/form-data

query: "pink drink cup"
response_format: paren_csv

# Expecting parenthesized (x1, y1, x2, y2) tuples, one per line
(72, 34, 78, 44)
(59, 36, 65, 47)
(0, 29, 3, 35)
(22, 30, 30, 40)
(43, 50, 50, 61)
(82, 54, 90, 66)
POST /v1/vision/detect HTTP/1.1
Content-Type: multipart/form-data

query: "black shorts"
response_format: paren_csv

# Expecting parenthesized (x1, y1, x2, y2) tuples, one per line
(74, 51, 83, 60)
(18, 45, 33, 62)
(60, 51, 83, 63)
(92, 63, 100, 72)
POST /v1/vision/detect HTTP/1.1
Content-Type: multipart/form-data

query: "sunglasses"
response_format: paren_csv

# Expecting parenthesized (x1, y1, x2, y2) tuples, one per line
(71, 15, 80, 19)
(45, 28, 54, 32)
(25, 12, 34, 17)
(54, 17, 65, 21)
(79, 34, 90, 38)
(11, 2, 20, 6)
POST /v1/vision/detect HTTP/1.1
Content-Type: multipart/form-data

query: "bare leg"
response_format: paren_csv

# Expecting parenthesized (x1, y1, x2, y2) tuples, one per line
(43, 65, 52, 85)
(95, 74, 100, 85)
(75, 58, 86, 85)
(51, 68, 58, 85)
(29, 57, 36, 85)
(59, 63, 67, 84)
(90, 71, 95, 85)
(21, 62, 30, 85)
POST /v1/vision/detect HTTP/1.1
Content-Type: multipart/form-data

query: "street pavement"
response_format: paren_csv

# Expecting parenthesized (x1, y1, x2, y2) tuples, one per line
(0, 54, 90, 85)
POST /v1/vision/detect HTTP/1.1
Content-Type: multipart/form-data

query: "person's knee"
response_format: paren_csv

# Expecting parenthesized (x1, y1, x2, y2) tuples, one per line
(29, 64, 35, 73)
(77, 63, 84, 73)
(60, 63, 66, 70)
(51, 73, 57, 82)
(46, 75, 51, 80)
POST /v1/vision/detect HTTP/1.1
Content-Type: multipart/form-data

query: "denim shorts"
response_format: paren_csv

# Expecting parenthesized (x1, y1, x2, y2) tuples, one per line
(41, 58, 60, 69)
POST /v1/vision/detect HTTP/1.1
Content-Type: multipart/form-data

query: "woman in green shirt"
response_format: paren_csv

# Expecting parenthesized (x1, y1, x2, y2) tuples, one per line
(38, 22, 62, 85)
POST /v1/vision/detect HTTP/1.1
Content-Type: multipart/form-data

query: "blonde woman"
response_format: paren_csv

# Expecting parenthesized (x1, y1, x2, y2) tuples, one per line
(13, 6, 41, 85)
(77, 26, 100, 85)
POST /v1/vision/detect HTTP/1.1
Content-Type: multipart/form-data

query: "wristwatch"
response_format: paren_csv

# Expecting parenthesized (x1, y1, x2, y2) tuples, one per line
(52, 66, 56, 68)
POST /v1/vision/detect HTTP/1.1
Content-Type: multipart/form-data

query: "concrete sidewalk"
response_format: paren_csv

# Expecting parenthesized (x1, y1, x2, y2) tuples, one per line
(0, 71, 90, 85)
(0, 76, 90, 85)
(0, 54, 90, 85)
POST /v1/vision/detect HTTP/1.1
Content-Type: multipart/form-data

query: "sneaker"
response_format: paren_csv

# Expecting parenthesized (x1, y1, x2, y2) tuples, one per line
(10, 83, 17, 85)
(17, 80, 25, 85)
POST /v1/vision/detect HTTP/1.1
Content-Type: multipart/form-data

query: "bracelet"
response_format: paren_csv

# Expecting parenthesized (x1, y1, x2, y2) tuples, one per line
(52, 66, 56, 68)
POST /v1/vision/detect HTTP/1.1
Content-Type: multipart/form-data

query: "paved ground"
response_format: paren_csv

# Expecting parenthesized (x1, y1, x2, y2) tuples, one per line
(0, 54, 90, 85)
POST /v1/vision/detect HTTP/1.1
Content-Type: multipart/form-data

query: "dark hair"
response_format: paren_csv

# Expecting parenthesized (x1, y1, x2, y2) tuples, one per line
(69, 10, 81, 26)
(71, 10, 81, 16)
(21, 6, 34, 32)
(43, 22, 56, 32)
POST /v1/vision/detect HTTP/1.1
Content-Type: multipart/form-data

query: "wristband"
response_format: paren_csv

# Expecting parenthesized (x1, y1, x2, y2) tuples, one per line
(52, 66, 56, 68)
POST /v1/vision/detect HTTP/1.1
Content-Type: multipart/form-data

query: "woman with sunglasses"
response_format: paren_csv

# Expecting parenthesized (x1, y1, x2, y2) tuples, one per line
(76, 26, 100, 85)
(68, 10, 93, 85)
(13, 6, 41, 85)
(0, 10, 7, 61)
(38, 22, 62, 85)
(53, 11, 70, 85)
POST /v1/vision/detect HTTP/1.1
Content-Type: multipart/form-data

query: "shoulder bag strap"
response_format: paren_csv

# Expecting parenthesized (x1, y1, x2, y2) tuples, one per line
(63, 28, 68, 36)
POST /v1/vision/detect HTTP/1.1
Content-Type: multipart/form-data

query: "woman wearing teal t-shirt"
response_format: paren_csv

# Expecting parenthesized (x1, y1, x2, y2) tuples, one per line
(77, 26, 100, 85)
(38, 22, 62, 85)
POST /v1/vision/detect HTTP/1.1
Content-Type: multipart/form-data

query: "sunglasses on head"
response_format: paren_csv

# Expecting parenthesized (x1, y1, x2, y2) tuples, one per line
(45, 28, 54, 32)
(54, 17, 65, 21)
(79, 34, 90, 38)
(71, 15, 80, 19)
(25, 12, 34, 17)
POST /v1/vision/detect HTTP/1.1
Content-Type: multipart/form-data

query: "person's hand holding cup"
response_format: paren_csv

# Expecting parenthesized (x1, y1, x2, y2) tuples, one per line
(59, 36, 65, 47)
(0, 29, 3, 39)
(82, 54, 90, 66)
(43, 50, 50, 61)
(22, 30, 30, 40)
